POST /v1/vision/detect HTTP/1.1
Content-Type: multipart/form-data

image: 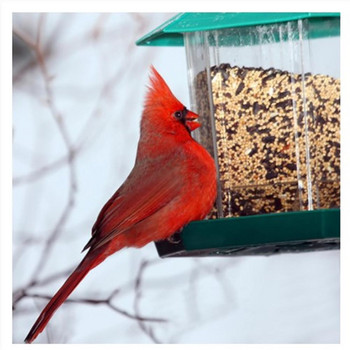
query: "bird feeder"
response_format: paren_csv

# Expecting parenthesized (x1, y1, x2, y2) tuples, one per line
(137, 13, 340, 257)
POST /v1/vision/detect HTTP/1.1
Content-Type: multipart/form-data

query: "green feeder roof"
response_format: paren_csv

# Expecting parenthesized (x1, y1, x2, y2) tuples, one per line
(136, 12, 340, 47)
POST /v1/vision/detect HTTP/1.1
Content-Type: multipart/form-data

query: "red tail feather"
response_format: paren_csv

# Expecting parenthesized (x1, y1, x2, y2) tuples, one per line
(24, 250, 106, 343)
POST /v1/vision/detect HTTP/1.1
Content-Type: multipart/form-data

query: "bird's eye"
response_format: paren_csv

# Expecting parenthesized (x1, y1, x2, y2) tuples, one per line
(174, 111, 183, 120)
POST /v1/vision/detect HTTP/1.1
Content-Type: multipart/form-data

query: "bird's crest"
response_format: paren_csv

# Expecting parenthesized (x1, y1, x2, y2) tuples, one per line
(145, 66, 182, 111)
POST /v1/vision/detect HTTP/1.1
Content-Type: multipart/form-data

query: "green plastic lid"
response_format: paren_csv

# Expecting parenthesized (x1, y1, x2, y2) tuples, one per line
(136, 12, 340, 47)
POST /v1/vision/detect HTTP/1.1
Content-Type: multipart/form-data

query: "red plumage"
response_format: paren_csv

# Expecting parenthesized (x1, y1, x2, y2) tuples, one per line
(24, 66, 217, 343)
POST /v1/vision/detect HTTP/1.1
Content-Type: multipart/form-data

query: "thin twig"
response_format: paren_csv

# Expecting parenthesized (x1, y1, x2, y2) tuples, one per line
(133, 260, 162, 344)
(21, 291, 167, 324)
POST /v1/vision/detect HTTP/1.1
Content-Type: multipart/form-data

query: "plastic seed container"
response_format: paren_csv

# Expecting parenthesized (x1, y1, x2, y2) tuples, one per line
(137, 13, 340, 257)
(184, 13, 340, 218)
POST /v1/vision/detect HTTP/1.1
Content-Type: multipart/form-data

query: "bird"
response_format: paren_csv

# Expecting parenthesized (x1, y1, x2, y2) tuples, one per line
(24, 66, 217, 343)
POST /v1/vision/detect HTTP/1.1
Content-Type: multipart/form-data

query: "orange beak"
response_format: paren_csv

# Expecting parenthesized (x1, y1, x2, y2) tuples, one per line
(185, 110, 201, 132)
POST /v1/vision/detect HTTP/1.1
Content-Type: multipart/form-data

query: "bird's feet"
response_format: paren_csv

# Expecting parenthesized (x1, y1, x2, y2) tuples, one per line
(167, 229, 183, 244)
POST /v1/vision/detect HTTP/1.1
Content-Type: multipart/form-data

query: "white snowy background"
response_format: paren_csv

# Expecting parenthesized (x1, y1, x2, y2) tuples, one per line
(12, 13, 340, 344)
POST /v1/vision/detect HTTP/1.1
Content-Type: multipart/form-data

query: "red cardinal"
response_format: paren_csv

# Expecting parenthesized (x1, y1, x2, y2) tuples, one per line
(24, 66, 217, 343)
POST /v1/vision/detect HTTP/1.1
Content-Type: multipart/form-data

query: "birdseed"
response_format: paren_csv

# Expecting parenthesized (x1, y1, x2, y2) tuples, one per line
(194, 64, 340, 218)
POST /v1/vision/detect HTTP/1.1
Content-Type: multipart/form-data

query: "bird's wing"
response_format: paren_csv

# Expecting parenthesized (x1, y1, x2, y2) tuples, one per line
(83, 161, 183, 251)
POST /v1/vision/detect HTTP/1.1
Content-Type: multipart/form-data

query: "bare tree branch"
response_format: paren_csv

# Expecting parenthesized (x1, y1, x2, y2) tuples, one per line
(20, 290, 167, 324)
(133, 260, 163, 344)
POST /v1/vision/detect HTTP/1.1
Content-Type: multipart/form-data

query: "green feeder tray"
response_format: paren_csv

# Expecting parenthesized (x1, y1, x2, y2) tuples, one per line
(155, 209, 340, 258)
